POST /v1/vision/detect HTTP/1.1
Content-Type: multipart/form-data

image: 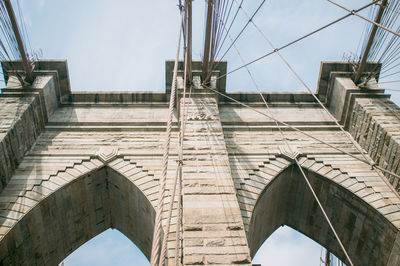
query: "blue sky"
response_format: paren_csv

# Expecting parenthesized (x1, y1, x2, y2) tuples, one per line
(61, 229, 149, 266)
(19, 0, 399, 95)
(61, 226, 324, 266)
(13, 0, 400, 265)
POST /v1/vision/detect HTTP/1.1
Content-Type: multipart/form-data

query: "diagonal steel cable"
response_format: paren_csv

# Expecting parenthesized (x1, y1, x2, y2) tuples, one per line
(212, 0, 379, 82)
(202, 84, 400, 182)
(326, 0, 400, 38)
(223, 20, 355, 265)
(230, 0, 400, 192)
(205, 0, 267, 83)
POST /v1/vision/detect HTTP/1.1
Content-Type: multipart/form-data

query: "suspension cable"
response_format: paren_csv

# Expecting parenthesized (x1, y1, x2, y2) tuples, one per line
(221, 19, 354, 266)
(379, 79, 400, 84)
(232, 0, 369, 153)
(326, 0, 400, 38)
(216, 0, 266, 62)
(169, 18, 195, 262)
(202, 84, 400, 182)
(159, 30, 194, 265)
(204, 0, 267, 83)
(150, 7, 184, 266)
(213, 0, 244, 64)
(175, 166, 183, 266)
(159, 79, 193, 266)
(212, 0, 379, 82)
(159, 166, 181, 266)
(171, 3, 194, 264)
(174, 84, 193, 266)
(295, 157, 354, 266)
(232, 0, 400, 194)
(156, 9, 185, 266)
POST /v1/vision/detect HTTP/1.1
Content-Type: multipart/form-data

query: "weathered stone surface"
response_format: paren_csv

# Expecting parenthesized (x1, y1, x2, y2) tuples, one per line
(0, 63, 68, 192)
(0, 61, 399, 265)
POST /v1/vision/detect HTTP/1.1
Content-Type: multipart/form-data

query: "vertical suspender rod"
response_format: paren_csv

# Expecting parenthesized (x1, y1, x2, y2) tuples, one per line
(4, 0, 33, 84)
(353, 0, 387, 84)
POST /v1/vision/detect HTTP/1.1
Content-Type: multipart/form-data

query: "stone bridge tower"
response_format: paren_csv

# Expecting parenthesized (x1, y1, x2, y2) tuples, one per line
(0, 60, 399, 265)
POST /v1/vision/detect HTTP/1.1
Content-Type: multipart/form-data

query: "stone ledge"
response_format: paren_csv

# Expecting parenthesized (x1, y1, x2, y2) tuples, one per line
(316, 61, 381, 102)
(2, 60, 71, 103)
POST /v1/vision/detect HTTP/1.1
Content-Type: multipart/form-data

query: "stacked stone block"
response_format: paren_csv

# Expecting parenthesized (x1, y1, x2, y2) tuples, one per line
(349, 97, 400, 191)
(177, 88, 251, 265)
(0, 61, 399, 265)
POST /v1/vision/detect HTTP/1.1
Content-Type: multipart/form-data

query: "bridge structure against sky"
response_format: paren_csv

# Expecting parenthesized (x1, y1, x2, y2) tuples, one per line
(0, 59, 399, 265)
(1, 0, 400, 265)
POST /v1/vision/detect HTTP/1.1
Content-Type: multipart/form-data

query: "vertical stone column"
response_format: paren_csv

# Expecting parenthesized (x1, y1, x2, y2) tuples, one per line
(0, 75, 59, 191)
(176, 79, 251, 265)
(348, 91, 400, 192)
(318, 62, 400, 192)
(0, 60, 70, 192)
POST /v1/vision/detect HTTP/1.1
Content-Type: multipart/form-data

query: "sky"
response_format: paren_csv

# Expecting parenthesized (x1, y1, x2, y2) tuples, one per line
(12, 0, 400, 265)
(18, 0, 400, 97)
(61, 226, 325, 266)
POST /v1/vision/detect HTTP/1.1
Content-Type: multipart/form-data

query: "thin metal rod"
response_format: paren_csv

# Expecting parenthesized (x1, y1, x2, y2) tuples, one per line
(326, 0, 400, 38)
(175, 166, 183, 266)
(4, 0, 33, 83)
(217, 20, 356, 264)
(202, 0, 214, 81)
(354, 0, 387, 83)
(295, 159, 354, 266)
(203, 84, 400, 183)
(379, 79, 400, 84)
(213, 0, 378, 82)
(185, 0, 193, 84)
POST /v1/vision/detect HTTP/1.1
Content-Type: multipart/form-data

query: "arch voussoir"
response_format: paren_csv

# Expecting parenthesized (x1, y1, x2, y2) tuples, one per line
(0, 154, 157, 265)
(300, 154, 400, 229)
(107, 157, 160, 208)
(238, 153, 400, 266)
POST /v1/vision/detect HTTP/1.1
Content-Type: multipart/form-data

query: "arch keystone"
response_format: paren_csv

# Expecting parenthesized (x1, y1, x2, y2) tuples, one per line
(96, 147, 119, 163)
(279, 145, 300, 161)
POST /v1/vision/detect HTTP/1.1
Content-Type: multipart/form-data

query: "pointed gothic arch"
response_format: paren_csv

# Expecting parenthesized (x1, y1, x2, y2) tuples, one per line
(0, 160, 155, 265)
(247, 163, 400, 266)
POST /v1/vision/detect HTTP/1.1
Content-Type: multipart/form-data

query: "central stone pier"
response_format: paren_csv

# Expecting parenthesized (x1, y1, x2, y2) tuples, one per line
(0, 60, 400, 266)
(175, 76, 251, 265)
